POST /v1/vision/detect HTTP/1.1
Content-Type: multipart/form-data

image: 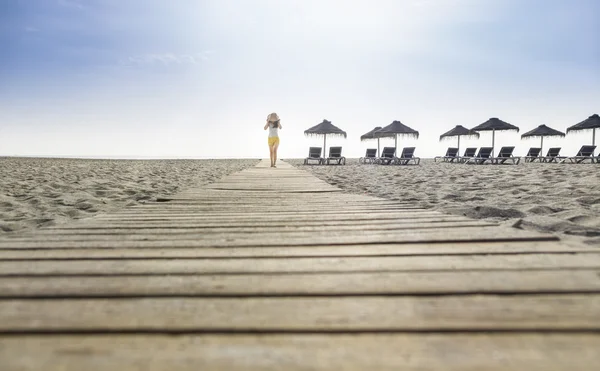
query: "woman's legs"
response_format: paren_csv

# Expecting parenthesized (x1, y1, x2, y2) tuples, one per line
(272, 142, 279, 167)
(269, 144, 275, 167)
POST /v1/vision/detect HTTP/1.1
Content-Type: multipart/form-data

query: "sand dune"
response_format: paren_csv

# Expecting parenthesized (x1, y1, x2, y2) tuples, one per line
(289, 159, 600, 245)
(0, 158, 258, 234)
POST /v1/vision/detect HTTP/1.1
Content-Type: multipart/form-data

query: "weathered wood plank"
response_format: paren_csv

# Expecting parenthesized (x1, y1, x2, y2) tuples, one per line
(0, 233, 558, 249)
(1, 270, 599, 297)
(1, 254, 598, 276)
(1, 334, 599, 371)
(21, 221, 496, 237)
(0, 241, 593, 259)
(42, 215, 484, 230)
(1, 295, 599, 331)
(93, 209, 436, 218)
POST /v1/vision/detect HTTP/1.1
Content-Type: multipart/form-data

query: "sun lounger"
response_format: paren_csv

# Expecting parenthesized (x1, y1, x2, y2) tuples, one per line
(377, 147, 396, 165)
(541, 147, 565, 163)
(394, 147, 420, 165)
(303, 147, 324, 165)
(561, 145, 597, 164)
(491, 146, 520, 165)
(464, 147, 493, 165)
(326, 146, 346, 165)
(523, 147, 542, 162)
(359, 148, 377, 164)
(434, 147, 459, 162)
(458, 147, 477, 163)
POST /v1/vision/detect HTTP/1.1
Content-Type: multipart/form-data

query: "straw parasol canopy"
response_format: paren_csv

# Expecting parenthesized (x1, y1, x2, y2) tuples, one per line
(439, 125, 480, 155)
(521, 124, 565, 156)
(304, 119, 347, 154)
(471, 117, 519, 157)
(566, 114, 600, 145)
(360, 126, 383, 156)
(375, 120, 419, 152)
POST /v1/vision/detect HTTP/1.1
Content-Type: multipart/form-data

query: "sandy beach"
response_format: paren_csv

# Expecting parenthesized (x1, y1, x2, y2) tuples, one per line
(0, 157, 258, 234)
(1, 156, 599, 246)
(288, 158, 600, 246)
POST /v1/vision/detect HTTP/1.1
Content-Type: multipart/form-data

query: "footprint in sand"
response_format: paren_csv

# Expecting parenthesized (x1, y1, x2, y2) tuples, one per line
(527, 206, 565, 215)
(567, 215, 600, 228)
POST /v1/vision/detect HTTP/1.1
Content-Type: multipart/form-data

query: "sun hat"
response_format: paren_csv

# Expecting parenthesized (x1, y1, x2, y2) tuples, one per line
(267, 112, 280, 122)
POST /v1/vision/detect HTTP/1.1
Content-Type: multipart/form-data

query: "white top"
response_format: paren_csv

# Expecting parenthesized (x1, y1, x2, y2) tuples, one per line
(268, 124, 279, 138)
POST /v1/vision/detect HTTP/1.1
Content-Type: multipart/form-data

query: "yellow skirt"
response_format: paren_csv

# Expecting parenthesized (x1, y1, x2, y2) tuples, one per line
(268, 137, 280, 146)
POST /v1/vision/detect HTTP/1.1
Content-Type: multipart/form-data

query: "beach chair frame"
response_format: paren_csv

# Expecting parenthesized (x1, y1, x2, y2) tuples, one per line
(394, 147, 420, 165)
(434, 147, 459, 163)
(376, 147, 396, 165)
(464, 147, 493, 165)
(458, 147, 477, 163)
(359, 148, 377, 164)
(303, 147, 324, 165)
(541, 147, 565, 163)
(326, 146, 346, 165)
(491, 146, 520, 165)
(561, 145, 597, 164)
(523, 147, 542, 163)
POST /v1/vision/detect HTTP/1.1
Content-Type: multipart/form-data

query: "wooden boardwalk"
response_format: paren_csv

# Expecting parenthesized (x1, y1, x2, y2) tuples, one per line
(0, 159, 599, 370)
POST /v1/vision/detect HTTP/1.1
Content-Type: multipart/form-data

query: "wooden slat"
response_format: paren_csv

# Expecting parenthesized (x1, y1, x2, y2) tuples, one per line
(1, 295, 599, 332)
(1, 270, 599, 297)
(0, 227, 558, 249)
(0, 241, 592, 259)
(41, 215, 484, 230)
(14, 221, 496, 237)
(1, 254, 598, 276)
(2, 334, 599, 370)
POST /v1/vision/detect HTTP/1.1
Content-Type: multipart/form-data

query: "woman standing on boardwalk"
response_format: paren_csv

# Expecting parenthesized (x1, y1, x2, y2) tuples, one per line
(264, 112, 282, 167)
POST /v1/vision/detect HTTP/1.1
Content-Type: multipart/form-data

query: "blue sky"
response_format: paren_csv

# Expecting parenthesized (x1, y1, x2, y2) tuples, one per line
(0, 0, 598, 158)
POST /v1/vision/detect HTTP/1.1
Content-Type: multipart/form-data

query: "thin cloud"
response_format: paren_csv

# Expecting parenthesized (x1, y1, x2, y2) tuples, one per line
(121, 52, 214, 66)
(24, 26, 39, 32)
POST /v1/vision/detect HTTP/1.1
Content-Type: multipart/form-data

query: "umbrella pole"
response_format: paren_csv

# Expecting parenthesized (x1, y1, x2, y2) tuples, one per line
(492, 129, 495, 157)
(323, 135, 327, 159)
(540, 136, 544, 158)
(593, 128, 596, 146)
(395, 135, 398, 154)
(457, 136, 461, 156)
(377, 138, 380, 157)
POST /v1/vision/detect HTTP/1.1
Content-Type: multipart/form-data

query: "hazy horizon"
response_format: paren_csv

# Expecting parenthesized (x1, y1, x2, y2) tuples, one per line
(1, 0, 598, 159)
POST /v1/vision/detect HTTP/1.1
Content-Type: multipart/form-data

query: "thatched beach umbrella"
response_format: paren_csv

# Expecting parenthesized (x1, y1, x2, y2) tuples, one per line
(439, 125, 480, 155)
(471, 117, 519, 157)
(521, 124, 565, 156)
(374, 120, 419, 152)
(360, 126, 383, 156)
(304, 119, 347, 153)
(566, 114, 600, 145)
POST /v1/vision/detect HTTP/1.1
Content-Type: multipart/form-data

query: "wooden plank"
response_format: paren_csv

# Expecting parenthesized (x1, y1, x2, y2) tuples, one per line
(0, 225, 558, 246)
(42, 215, 484, 230)
(94, 208, 436, 220)
(0, 295, 599, 331)
(0, 244, 591, 259)
(1, 270, 599, 297)
(1, 334, 599, 370)
(20, 221, 496, 237)
(0, 241, 591, 260)
(1, 254, 598, 276)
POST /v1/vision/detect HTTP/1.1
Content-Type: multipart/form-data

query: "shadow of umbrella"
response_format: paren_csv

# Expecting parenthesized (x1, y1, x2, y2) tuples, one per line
(304, 119, 347, 156)
(439, 125, 480, 156)
(566, 114, 600, 146)
(360, 126, 382, 157)
(374, 120, 419, 153)
(521, 124, 565, 157)
(471, 118, 520, 157)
